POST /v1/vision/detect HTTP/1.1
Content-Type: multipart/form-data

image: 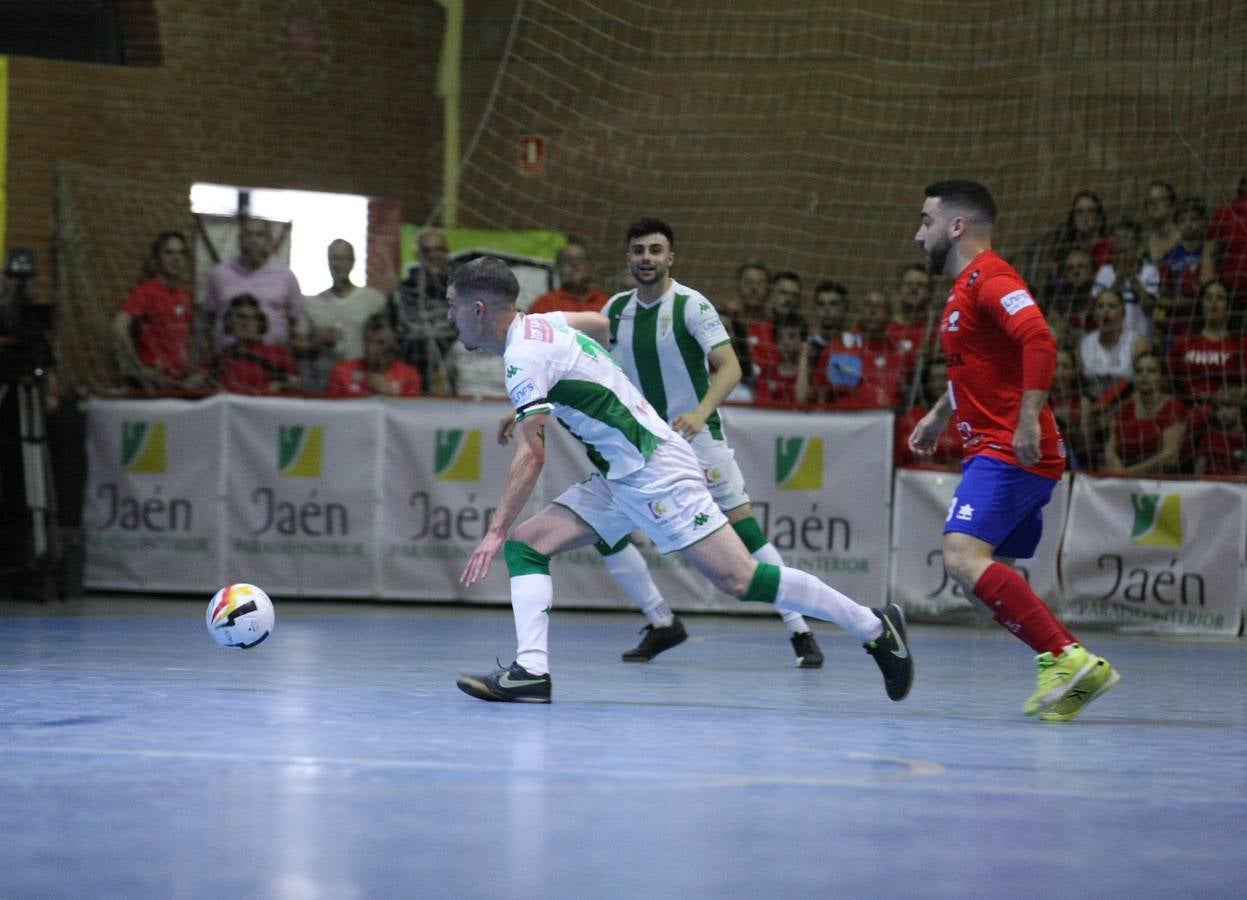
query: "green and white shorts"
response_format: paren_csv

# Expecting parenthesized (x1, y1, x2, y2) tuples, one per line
(689, 430, 751, 513)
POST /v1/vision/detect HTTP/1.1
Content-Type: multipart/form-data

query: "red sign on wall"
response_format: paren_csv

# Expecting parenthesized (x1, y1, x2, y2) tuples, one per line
(519, 136, 545, 175)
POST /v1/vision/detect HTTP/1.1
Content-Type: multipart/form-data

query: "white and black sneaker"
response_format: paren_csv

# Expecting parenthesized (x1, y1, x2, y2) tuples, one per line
(863, 603, 913, 701)
(456, 660, 552, 703)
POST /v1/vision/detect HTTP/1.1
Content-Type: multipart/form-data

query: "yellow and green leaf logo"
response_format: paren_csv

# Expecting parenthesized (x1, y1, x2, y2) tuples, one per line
(436, 429, 482, 481)
(278, 425, 324, 477)
(121, 421, 167, 473)
(1130, 492, 1182, 547)
(775, 436, 823, 491)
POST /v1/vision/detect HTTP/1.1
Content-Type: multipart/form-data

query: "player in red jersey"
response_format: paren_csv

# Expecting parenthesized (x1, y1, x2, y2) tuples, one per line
(907, 180, 1119, 722)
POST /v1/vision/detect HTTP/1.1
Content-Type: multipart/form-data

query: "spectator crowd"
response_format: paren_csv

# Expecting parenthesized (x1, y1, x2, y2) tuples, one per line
(111, 173, 1247, 478)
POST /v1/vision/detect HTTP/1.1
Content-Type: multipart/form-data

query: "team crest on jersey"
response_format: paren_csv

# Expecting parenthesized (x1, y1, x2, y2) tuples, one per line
(945, 310, 961, 332)
(524, 317, 554, 342)
(659, 314, 672, 338)
(704, 466, 723, 484)
(648, 500, 669, 519)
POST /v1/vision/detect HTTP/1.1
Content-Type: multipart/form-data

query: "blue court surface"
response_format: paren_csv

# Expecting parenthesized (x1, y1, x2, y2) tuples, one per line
(1, 597, 1244, 899)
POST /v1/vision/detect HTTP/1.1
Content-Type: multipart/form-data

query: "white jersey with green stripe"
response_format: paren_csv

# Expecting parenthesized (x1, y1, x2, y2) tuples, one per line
(602, 280, 732, 441)
(503, 311, 677, 479)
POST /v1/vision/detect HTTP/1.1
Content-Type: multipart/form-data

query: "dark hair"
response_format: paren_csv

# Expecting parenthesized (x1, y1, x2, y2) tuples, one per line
(1059, 190, 1107, 243)
(899, 263, 930, 281)
(770, 270, 802, 287)
(448, 256, 519, 305)
(737, 259, 769, 279)
(773, 311, 809, 342)
(923, 179, 997, 224)
(363, 312, 390, 333)
(228, 293, 261, 313)
(1147, 180, 1177, 206)
(1177, 195, 1207, 219)
(224, 293, 267, 335)
(556, 238, 588, 264)
(1111, 218, 1143, 240)
(150, 230, 188, 260)
(625, 217, 674, 249)
(814, 279, 847, 298)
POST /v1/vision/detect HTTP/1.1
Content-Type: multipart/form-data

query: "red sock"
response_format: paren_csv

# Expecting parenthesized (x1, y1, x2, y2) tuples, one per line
(973, 562, 1076, 655)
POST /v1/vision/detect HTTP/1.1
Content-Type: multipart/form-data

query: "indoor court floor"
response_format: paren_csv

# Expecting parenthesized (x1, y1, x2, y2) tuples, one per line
(1, 597, 1244, 899)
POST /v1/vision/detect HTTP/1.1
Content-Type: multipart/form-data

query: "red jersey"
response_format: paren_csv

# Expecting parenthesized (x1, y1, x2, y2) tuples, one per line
(122, 278, 193, 376)
(1208, 195, 1247, 296)
(940, 251, 1065, 478)
(1167, 332, 1247, 401)
(754, 361, 801, 407)
(814, 334, 907, 410)
(1196, 428, 1246, 475)
(206, 342, 298, 394)
(746, 319, 780, 370)
(1112, 397, 1188, 467)
(886, 317, 936, 377)
(327, 358, 423, 397)
(528, 287, 609, 315)
(894, 406, 961, 467)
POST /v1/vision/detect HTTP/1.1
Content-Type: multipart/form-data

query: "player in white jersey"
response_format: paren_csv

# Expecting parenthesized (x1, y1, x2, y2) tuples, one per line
(445, 256, 913, 704)
(591, 217, 823, 667)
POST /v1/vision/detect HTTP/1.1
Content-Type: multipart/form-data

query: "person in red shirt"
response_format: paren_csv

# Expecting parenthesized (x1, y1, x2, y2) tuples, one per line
(813, 289, 907, 410)
(526, 239, 609, 315)
(1194, 387, 1247, 476)
(887, 263, 939, 379)
(1167, 280, 1247, 403)
(894, 357, 960, 469)
(1103, 353, 1188, 474)
(203, 294, 300, 395)
(1202, 173, 1247, 312)
(111, 230, 194, 389)
(753, 312, 810, 407)
(908, 179, 1117, 722)
(327, 313, 423, 397)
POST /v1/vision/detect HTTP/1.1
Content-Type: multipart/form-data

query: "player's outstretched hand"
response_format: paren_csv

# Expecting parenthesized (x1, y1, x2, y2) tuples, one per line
(497, 412, 517, 445)
(461, 533, 505, 587)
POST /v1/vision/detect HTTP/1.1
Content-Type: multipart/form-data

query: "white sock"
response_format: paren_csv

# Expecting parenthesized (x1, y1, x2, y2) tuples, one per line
(752, 542, 810, 635)
(511, 573, 551, 675)
(775, 566, 881, 643)
(603, 543, 674, 627)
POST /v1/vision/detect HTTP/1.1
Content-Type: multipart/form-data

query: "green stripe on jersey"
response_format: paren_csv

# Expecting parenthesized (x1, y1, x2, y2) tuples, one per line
(631, 303, 665, 420)
(606, 293, 631, 346)
(548, 379, 659, 472)
(671, 293, 723, 439)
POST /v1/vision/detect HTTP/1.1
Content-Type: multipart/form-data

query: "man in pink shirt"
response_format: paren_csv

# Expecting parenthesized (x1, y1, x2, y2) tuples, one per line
(203, 215, 305, 353)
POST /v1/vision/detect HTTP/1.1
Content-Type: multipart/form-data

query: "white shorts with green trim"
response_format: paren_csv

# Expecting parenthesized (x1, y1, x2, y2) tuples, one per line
(553, 438, 728, 554)
(689, 430, 750, 512)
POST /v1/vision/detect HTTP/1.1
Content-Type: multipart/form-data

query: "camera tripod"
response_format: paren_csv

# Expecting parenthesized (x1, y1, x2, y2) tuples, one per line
(0, 370, 60, 593)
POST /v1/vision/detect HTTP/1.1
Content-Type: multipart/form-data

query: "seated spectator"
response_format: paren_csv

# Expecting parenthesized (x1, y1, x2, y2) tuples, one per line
(812, 289, 907, 410)
(112, 230, 194, 389)
(327, 313, 422, 397)
(1091, 218, 1160, 324)
(886, 264, 938, 376)
(1048, 349, 1095, 470)
(301, 239, 386, 392)
(1167, 280, 1247, 404)
(1193, 387, 1246, 476)
(894, 357, 960, 469)
(527, 239, 609, 314)
(1103, 353, 1187, 474)
(1080, 289, 1150, 405)
(1156, 196, 1207, 347)
(1201, 172, 1247, 315)
(1142, 180, 1181, 265)
(1041, 190, 1113, 288)
(1043, 247, 1097, 350)
(749, 270, 802, 374)
(806, 279, 851, 362)
(202, 294, 300, 395)
(754, 312, 810, 407)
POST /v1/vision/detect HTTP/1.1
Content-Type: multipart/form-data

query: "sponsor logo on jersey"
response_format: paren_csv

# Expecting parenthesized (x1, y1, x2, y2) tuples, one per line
(524, 317, 554, 342)
(509, 378, 538, 407)
(1000, 289, 1035, 315)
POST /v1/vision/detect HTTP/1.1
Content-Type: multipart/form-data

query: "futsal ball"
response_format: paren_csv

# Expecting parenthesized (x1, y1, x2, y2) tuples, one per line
(206, 583, 275, 649)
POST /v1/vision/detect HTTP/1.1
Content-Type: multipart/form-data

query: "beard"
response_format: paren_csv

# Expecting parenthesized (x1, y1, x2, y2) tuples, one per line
(925, 236, 951, 276)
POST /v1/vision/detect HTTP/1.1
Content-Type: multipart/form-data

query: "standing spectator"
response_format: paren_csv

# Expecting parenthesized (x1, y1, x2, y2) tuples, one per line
(813, 289, 907, 410)
(893, 357, 960, 469)
(300, 239, 385, 392)
(389, 228, 454, 394)
(1166, 280, 1247, 404)
(326, 313, 422, 397)
(1043, 248, 1097, 350)
(112, 230, 194, 389)
(1091, 219, 1160, 321)
(1156, 196, 1208, 346)
(1141, 180, 1181, 265)
(1193, 387, 1246, 476)
(887, 263, 937, 370)
(1079, 289, 1149, 404)
(1044, 190, 1114, 287)
(203, 294, 300, 395)
(204, 215, 305, 353)
(527, 239, 609, 314)
(1103, 353, 1187, 475)
(754, 312, 810, 407)
(733, 259, 775, 378)
(1202, 172, 1247, 313)
(805, 279, 851, 363)
(767, 270, 804, 321)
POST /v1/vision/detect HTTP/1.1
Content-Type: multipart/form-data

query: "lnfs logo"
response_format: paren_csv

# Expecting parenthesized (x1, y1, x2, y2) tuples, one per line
(1130, 492, 1182, 547)
(122, 421, 167, 473)
(278, 425, 324, 477)
(775, 436, 823, 491)
(436, 429, 482, 481)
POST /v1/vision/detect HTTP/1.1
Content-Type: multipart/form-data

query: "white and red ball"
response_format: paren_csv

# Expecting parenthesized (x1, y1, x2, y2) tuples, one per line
(206, 583, 275, 649)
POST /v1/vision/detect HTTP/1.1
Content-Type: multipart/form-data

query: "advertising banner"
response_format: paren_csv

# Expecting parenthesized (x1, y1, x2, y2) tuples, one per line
(84, 396, 225, 591)
(1060, 475, 1245, 635)
(222, 396, 380, 597)
(889, 468, 1069, 620)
